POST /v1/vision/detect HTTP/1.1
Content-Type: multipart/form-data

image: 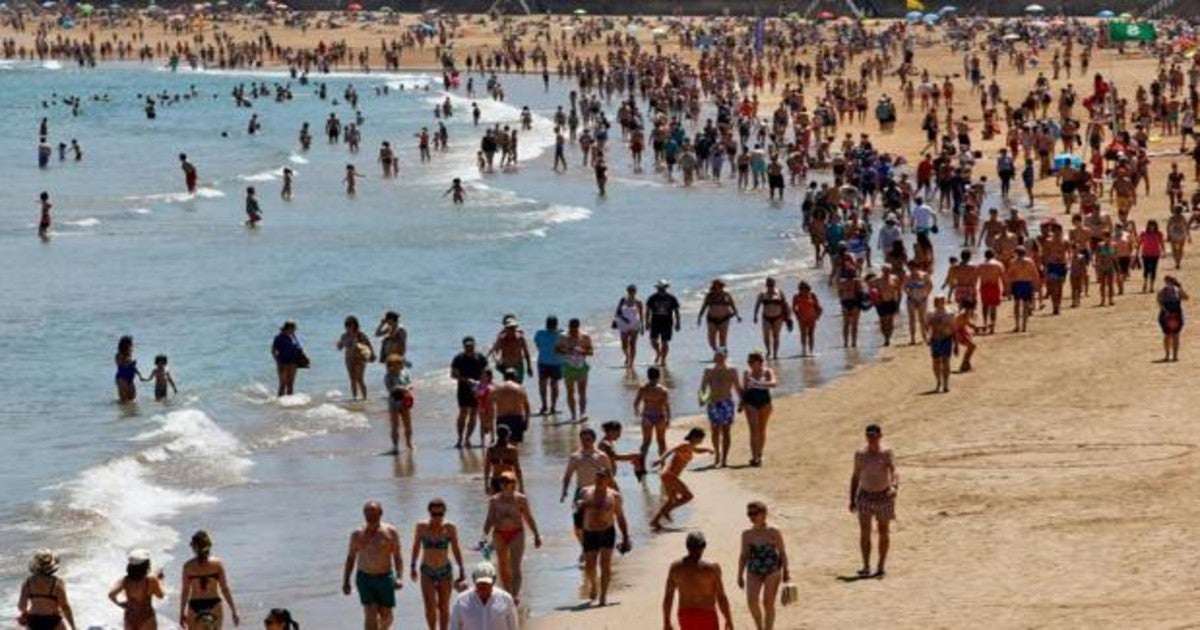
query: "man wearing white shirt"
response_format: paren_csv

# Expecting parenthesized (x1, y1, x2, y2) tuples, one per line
(450, 562, 518, 630)
(910, 197, 938, 236)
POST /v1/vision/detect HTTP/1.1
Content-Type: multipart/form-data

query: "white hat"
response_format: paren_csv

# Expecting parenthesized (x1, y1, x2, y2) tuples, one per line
(471, 561, 497, 584)
(128, 549, 151, 565)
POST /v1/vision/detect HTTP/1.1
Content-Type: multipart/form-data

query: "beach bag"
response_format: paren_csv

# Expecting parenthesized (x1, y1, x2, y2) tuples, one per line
(780, 581, 799, 606)
(295, 350, 311, 369)
(356, 342, 374, 363)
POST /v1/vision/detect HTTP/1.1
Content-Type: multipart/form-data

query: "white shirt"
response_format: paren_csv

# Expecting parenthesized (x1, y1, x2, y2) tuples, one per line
(449, 587, 519, 630)
(911, 203, 936, 230)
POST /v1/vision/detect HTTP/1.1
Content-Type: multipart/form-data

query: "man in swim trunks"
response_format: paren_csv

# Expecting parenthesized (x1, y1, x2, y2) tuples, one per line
(578, 468, 631, 606)
(489, 315, 533, 384)
(561, 428, 613, 550)
(1039, 222, 1070, 314)
(645, 280, 682, 366)
(179, 153, 197, 194)
(662, 532, 733, 630)
(945, 250, 979, 311)
(926, 296, 955, 393)
(1006, 246, 1040, 333)
(698, 348, 742, 468)
(869, 267, 901, 346)
(976, 249, 1006, 334)
(343, 501, 403, 630)
(450, 337, 489, 448)
(491, 369, 530, 444)
(532, 316, 562, 415)
(849, 424, 898, 578)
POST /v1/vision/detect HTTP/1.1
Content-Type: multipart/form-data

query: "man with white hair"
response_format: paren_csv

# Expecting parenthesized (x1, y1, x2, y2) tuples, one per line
(449, 562, 518, 630)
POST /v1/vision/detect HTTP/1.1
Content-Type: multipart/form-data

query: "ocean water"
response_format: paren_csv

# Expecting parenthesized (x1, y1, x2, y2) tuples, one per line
(0, 61, 874, 628)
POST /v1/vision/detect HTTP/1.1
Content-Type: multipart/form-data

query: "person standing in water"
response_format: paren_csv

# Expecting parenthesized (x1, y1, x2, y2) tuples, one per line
(662, 532, 733, 630)
(384, 354, 413, 453)
(344, 164, 363, 197)
(271, 321, 306, 397)
(753, 278, 791, 360)
(114, 335, 142, 403)
(634, 365, 672, 460)
(244, 186, 262, 227)
(108, 549, 164, 630)
(444, 178, 466, 205)
(37, 191, 51, 240)
(741, 351, 777, 467)
(556, 318, 594, 422)
(697, 279, 740, 353)
(409, 498, 465, 630)
(336, 315, 374, 401)
(280, 168, 293, 201)
(179, 153, 197, 194)
(19, 550, 77, 630)
(645, 280, 681, 366)
(180, 530, 241, 629)
(849, 424, 898, 578)
(343, 501, 404, 630)
(450, 336, 488, 448)
(533, 315, 562, 415)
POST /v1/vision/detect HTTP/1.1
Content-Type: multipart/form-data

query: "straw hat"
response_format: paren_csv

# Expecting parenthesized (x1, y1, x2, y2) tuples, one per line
(28, 549, 59, 576)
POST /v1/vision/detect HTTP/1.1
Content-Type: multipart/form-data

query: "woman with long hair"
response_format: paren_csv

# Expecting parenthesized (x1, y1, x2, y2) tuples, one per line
(108, 549, 164, 630)
(179, 530, 241, 629)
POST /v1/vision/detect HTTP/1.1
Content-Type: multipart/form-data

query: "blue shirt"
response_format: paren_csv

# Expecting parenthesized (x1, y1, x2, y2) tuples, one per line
(534, 329, 562, 366)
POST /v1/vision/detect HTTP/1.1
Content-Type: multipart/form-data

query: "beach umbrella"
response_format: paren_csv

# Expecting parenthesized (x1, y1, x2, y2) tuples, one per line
(1024, 4, 1044, 12)
(905, 10, 922, 21)
(346, 2, 361, 10)
(41, 0, 56, 7)
(922, 12, 940, 23)
(1097, 9, 1114, 17)
(572, 8, 586, 14)
(78, 2, 94, 13)
(939, 5, 957, 13)
(815, 10, 835, 19)
(1002, 32, 1022, 40)
(1117, 12, 1132, 18)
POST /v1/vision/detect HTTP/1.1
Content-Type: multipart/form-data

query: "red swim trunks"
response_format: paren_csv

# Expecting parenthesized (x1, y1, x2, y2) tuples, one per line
(678, 607, 719, 630)
(980, 281, 1002, 307)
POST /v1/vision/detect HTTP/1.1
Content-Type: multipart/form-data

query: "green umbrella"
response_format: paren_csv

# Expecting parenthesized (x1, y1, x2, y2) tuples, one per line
(216, 0, 228, 6)
(78, 2, 94, 13)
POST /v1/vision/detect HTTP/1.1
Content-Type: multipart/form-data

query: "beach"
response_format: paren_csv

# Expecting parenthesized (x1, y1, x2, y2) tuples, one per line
(3, 8, 1200, 630)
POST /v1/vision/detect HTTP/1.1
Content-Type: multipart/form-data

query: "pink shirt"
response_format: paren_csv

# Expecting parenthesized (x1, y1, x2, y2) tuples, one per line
(1141, 231, 1164, 257)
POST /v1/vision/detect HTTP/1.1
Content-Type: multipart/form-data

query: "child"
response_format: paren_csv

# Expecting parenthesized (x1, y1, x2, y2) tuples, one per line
(244, 186, 262, 227)
(650, 427, 712, 531)
(633, 366, 672, 460)
(1069, 247, 1088, 308)
(444, 177, 466, 205)
(598, 421, 646, 482)
(953, 306, 980, 372)
(474, 368, 495, 445)
(384, 354, 413, 453)
(147, 355, 178, 402)
(343, 164, 363, 197)
(476, 151, 486, 172)
(280, 168, 293, 201)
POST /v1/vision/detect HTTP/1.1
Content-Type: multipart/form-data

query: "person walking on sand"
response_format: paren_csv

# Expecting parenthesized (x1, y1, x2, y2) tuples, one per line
(533, 316, 562, 415)
(902, 263, 932, 345)
(108, 549, 164, 630)
(742, 351, 776, 467)
(1158, 275, 1189, 362)
(698, 348, 742, 467)
(450, 337, 488, 448)
(485, 426, 524, 494)
(448, 562, 518, 630)
(646, 280, 682, 365)
(483, 472, 542, 604)
(384, 354, 413, 453)
(849, 424, 898, 578)
(954, 304, 980, 373)
(634, 366, 672, 460)
(791, 281, 822, 356)
(738, 501, 790, 630)
(342, 501, 403, 630)
(650, 428, 713, 531)
(578, 468, 632, 606)
(556, 318, 594, 422)
(410, 498, 466, 630)
(180, 530, 241, 630)
(926, 297, 954, 393)
(491, 369, 530, 444)
(336, 315, 374, 400)
(662, 532, 733, 630)
(697, 279, 740, 353)
(19, 550, 77, 630)
(1007, 247, 1040, 332)
(561, 428, 614, 548)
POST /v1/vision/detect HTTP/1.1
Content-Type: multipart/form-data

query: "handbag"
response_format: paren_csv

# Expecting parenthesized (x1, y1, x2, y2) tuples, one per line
(295, 350, 311, 369)
(780, 581, 799, 606)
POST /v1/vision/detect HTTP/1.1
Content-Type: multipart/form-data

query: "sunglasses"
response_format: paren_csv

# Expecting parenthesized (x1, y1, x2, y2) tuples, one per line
(430, 511, 446, 518)
(746, 510, 763, 517)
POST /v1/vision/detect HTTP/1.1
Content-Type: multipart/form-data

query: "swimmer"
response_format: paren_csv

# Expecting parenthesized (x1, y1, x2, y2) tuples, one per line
(244, 187, 262, 227)
(444, 178, 466, 205)
(280, 168, 293, 201)
(37, 192, 51, 240)
(344, 164, 363, 197)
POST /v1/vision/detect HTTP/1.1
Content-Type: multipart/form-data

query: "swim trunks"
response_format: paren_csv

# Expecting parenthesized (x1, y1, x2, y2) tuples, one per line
(497, 414, 527, 444)
(1011, 280, 1035, 302)
(706, 399, 736, 427)
(537, 363, 561, 381)
(562, 362, 589, 381)
(1046, 262, 1068, 282)
(649, 317, 674, 342)
(979, 281, 1002, 307)
(875, 300, 899, 317)
(930, 337, 953, 359)
(581, 526, 617, 552)
(641, 411, 668, 428)
(855, 489, 896, 521)
(355, 571, 396, 608)
(678, 606, 720, 630)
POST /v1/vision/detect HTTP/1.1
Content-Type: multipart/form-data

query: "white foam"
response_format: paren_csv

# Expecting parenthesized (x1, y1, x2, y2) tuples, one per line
(125, 187, 225, 204)
(127, 207, 152, 215)
(276, 393, 312, 408)
(133, 409, 253, 477)
(41, 60, 62, 70)
(533, 204, 592, 225)
(288, 153, 309, 164)
(61, 217, 100, 227)
(239, 167, 283, 182)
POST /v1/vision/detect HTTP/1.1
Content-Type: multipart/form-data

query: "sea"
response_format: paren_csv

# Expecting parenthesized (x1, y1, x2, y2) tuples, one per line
(0, 59, 899, 628)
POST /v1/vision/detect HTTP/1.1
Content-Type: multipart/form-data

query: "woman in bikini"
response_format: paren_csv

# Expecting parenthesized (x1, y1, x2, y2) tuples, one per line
(696, 278, 740, 352)
(752, 278, 791, 360)
(482, 472, 542, 603)
(741, 351, 777, 467)
(738, 502, 790, 630)
(108, 550, 164, 630)
(903, 262, 933, 345)
(791, 281, 823, 357)
(18, 550, 76, 630)
(650, 428, 713, 530)
(336, 315, 374, 401)
(179, 530, 241, 630)
(612, 284, 644, 369)
(410, 499, 465, 630)
(1167, 205, 1191, 270)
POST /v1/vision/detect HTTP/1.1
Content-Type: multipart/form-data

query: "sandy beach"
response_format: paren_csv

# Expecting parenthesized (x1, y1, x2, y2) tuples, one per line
(5, 7, 1200, 629)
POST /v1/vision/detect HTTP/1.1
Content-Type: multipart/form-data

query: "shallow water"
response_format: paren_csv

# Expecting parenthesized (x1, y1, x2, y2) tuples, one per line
(0, 61, 903, 627)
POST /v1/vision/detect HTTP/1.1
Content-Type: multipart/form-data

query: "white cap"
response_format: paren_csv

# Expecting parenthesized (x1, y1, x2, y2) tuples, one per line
(471, 561, 497, 584)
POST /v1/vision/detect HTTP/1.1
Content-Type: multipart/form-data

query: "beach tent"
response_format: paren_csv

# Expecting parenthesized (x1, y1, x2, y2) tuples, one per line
(1024, 4, 1044, 12)
(1097, 9, 1114, 18)
(905, 10, 922, 21)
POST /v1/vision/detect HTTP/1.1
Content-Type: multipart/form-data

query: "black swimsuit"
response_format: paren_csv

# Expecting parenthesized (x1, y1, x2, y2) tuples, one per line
(24, 578, 63, 630)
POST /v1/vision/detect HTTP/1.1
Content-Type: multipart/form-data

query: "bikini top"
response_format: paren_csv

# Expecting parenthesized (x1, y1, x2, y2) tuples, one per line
(26, 577, 58, 603)
(421, 533, 451, 551)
